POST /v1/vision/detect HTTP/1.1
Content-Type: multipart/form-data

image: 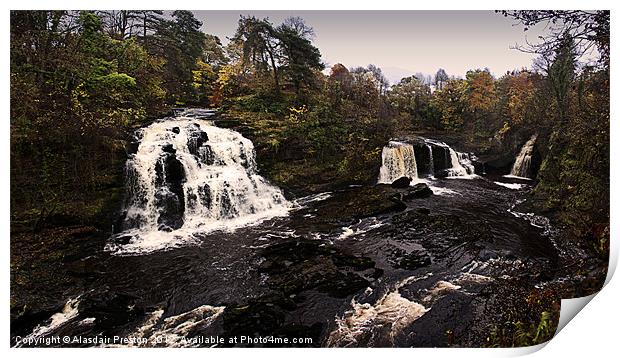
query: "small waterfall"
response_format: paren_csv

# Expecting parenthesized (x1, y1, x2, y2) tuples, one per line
(379, 138, 477, 182)
(378, 141, 418, 184)
(447, 150, 476, 176)
(446, 148, 470, 177)
(109, 112, 291, 254)
(426, 144, 434, 175)
(510, 135, 537, 178)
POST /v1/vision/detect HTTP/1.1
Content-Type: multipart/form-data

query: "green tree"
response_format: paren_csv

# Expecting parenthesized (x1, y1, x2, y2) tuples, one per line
(153, 10, 206, 104)
(548, 35, 576, 121)
(387, 76, 431, 120)
(430, 78, 467, 131)
(277, 18, 324, 96)
(232, 16, 282, 92)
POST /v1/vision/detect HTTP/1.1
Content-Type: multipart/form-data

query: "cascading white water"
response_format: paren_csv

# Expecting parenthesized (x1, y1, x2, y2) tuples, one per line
(108, 114, 291, 254)
(426, 144, 434, 176)
(510, 135, 537, 178)
(458, 152, 476, 174)
(378, 139, 477, 185)
(446, 148, 470, 177)
(377, 141, 418, 184)
(446, 150, 476, 177)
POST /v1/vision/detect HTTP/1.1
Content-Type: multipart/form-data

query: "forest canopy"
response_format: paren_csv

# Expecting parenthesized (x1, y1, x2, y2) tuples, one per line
(10, 10, 609, 253)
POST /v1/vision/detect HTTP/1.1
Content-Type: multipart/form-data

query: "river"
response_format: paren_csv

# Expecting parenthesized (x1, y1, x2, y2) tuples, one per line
(10, 109, 601, 347)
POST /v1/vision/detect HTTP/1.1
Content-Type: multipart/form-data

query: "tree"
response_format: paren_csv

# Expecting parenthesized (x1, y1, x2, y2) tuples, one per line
(277, 20, 324, 96)
(500, 10, 609, 69)
(465, 69, 496, 114)
(280, 16, 315, 40)
(434, 68, 449, 90)
(152, 10, 206, 104)
(430, 78, 467, 131)
(351, 65, 389, 95)
(548, 34, 576, 121)
(231, 16, 323, 97)
(135, 10, 164, 44)
(388, 76, 431, 120)
(232, 16, 282, 92)
(203, 34, 228, 66)
(497, 70, 539, 126)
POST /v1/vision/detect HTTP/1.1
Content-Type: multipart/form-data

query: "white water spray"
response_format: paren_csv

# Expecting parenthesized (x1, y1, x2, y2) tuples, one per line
(510, 135, 537, 178)
(108, 114, 291, 254)
(377, 141, 418, 184)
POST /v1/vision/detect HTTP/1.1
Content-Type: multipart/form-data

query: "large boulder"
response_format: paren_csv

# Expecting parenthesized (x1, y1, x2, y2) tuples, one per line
(155, 189, 184, 231)
(391, 176, 412, 188)
(291, 185, 408, 230)
(154, 152, 186, 230)
(402, 183, 433, 200)
(187, 125, 209, 157)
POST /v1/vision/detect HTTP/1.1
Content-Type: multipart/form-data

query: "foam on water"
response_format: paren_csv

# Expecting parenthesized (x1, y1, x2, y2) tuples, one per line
(494, 181, 526, 190)
(16, 298, 80, 347)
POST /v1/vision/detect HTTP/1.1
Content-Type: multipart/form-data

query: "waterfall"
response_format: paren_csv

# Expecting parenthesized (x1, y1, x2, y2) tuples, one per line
(447, 150, 475, 177)
(109, 112, 291, 254)
(426, 144, 434, 176)
(510, 135, 537, 178)
(378, 138, 477, 182)
(378, 141, 418, 184)
(446, 148, 470, 177)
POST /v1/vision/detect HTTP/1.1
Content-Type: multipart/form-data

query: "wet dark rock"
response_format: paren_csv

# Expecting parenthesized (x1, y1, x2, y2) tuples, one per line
(472, 160, 485, 175)
(126, 141, 140, 156)
(10, 225, 108, 342)
(239, 146, 249, 168)
(403, 290, 475, 347)
(213, 119, 242, 129)
(318, 272, 369, 298)
(161, 143, 176, 154)
(332, 254, 375, 271)
(402, 183, 433, 200)
(64, 256, 102, 278)
(157, 224, 174, 232)
(221, 297, 322, 347)
(259, 240, 373, 298)
(113, 235, 133, 245)
(187, 129, 209, 156)
(79, 289, 144, 333)
(219, 186, 239, 219)
(155, 190, 184, 230)
(385, 210, 493, 256)
(394, 249, 432, 270)
(171, 127, 180, 134)
(197, 184, 212, 209)
(371, 268, 384, 279)
(479, 154, 514, 174)
(113, 211, 127, 234)
(391, 176, 412, 188)
(200, 145, 216, 165)
(412, 143, 433, 175)
(293, 186, 407, 231)
(153, 151, 186, 230)
(404, 279, 560, 347)
(435, 169, 450, 178)
(416, 208, 431, 215)
(222, 301, 286, 345)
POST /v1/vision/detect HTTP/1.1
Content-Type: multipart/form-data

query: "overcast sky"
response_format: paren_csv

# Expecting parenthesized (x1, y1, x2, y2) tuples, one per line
(192, 10, 548, 84)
